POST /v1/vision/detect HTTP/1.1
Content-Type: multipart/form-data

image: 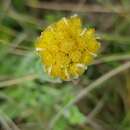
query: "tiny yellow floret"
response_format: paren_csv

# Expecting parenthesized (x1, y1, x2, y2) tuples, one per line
(36, 15, 100, 80)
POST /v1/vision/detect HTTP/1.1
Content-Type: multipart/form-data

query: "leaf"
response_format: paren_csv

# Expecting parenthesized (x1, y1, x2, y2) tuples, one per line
(53, 118, 67, 130)
(64, 106, 86, 125)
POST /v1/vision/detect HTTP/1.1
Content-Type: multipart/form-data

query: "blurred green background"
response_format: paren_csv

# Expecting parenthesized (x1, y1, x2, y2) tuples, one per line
(0, 0, 130, 130)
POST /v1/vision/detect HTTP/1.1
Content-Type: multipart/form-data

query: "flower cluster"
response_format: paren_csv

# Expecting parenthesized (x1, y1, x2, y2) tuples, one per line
(36, 15, 100, 80)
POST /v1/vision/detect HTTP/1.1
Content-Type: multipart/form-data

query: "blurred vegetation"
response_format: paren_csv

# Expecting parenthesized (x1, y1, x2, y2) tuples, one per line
(0, 0, 130, 130)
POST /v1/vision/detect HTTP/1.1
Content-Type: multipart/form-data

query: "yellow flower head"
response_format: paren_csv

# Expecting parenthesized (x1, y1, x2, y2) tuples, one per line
(36, 15, 100, 81)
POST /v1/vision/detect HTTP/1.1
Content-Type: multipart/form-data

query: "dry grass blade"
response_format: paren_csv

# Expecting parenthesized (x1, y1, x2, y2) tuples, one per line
(0, 74, 38, 88)
(27, 1, 130, 14)
(88, 94, 107, 119)
(0, 111, 20, 130)
(92, 54, 130, 65)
